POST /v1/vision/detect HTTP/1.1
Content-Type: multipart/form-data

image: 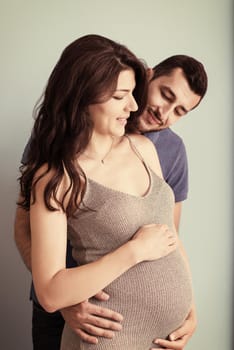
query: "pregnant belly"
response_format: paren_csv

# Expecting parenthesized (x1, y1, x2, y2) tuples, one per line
(61, 249, 193, 350)
(90, 249, 193, 348)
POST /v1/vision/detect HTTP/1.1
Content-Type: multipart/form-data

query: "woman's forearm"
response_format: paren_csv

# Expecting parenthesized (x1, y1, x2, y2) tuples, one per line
(35, 240, 139, 313)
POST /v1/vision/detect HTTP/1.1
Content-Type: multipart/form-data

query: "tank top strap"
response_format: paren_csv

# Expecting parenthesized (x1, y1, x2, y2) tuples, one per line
(124, 134, 146, 164)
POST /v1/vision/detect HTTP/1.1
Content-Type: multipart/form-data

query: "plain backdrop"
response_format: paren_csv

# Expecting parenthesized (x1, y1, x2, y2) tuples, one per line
(0, 1, 233, 349)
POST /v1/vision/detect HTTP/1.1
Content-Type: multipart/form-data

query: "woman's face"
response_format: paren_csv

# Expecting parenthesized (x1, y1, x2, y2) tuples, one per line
(88, 69, 138, 137)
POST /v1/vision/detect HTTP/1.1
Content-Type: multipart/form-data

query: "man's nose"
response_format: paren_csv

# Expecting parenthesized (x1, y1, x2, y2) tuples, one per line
(159, 105, 173, 122)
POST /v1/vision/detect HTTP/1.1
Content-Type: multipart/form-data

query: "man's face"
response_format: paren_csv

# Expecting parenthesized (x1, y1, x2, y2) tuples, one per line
(138, 68, 201, 132)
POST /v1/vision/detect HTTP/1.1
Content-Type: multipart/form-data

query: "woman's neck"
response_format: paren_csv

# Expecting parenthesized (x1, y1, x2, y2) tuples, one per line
(83, 134, 124, 164)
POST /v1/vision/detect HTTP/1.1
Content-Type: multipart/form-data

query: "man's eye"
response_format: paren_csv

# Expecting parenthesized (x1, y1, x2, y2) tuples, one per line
(175, 109, 184, 117)
(162, 91, 172, 101)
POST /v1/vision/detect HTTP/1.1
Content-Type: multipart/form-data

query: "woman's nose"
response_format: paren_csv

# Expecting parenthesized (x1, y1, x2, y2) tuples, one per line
(128, 95, 138, 112)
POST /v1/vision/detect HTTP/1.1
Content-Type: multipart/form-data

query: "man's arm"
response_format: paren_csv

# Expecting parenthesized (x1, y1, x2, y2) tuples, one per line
(14, 202, 31, 271)
(145, 131, 196, 349)
(174, 202, 182, 233)
(153, 204, 197, 350)
(153, 305, 197, 350)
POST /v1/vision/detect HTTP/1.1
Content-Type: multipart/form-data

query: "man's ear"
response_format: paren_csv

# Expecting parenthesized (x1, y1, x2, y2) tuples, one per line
(147, 68, 154, 81)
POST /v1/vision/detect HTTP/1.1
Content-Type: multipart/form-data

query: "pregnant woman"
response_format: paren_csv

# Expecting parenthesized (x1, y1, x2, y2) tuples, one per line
(19, 34, 193, 349)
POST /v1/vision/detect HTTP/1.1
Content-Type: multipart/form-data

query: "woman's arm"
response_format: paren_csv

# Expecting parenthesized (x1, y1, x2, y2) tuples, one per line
(31, 167, 176, 313)
(31, 172, 137, 312)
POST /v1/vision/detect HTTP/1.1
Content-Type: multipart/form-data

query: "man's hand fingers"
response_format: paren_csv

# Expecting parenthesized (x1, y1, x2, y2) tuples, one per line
(154, 335, 189, 350)
(74, 328, 98, 344)
(88, 304, 123, 323)
(78, 323, 116, 339)
(169, 323, 193, 341)
(61, 301, 123, 342)
(94, 290, 110, 301)
(86, 314, 122, 331)
(168, 318, 196, 342)
(168, 322, 189, 341)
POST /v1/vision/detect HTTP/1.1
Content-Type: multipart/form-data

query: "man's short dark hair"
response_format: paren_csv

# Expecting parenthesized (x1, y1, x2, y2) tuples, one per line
(151, 55, 208, 99)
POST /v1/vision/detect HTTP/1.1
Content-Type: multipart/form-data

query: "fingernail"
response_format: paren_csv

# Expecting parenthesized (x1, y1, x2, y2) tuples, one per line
(116, 323, 122, 330)
(154, 339, 159, 344)
(170, 335, 175, 341)
(115, 314, 123, 322)
(101, 292, 109, 300)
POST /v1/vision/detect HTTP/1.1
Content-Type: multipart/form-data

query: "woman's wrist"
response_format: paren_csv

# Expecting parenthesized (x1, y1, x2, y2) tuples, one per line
(124, 240, 143, 265)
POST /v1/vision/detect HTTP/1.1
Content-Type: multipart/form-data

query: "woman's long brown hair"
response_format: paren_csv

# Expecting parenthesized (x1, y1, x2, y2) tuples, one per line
(18, 34, 148, 216)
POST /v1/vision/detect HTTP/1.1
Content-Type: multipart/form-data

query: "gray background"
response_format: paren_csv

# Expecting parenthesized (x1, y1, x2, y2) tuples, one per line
(0, 0, 233, 349)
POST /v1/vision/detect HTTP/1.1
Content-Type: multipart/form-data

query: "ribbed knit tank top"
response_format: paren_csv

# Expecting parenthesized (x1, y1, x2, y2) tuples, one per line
(61, 137, 193, 350)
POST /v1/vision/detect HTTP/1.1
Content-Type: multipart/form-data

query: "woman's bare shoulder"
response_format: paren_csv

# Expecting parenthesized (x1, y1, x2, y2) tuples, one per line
(32, 164, 71, 207)
(126, 134, 163, 178)
(127, 133, 154, 149)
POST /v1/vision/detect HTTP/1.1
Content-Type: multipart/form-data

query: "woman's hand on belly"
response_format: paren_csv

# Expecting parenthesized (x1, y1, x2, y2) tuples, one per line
(131, 223, 177, 262)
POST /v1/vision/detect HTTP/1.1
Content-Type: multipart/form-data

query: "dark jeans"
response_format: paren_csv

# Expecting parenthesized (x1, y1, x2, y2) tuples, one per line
(32, 301, 65, 350)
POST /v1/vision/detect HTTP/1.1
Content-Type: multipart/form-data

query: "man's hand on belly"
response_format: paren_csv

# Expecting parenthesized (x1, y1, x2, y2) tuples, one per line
(60, 291, 123, 344)
(151, 304, 197, 350)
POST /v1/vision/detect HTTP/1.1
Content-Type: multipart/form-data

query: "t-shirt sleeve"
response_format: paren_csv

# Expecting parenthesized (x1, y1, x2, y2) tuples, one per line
(166, 139, 188, 202)
(21, 139, 31, 165)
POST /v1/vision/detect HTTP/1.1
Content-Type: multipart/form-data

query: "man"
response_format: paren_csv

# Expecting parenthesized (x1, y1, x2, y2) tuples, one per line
(14, 54, 207, 350)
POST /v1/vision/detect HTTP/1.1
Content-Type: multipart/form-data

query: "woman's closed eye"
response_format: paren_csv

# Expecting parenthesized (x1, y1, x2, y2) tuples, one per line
(113, 95, 125, 100)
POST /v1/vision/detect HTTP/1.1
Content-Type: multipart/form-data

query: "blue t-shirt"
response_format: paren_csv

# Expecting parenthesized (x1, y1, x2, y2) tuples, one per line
(21, 128, 188, 301)
(145, 128, 188, 202)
